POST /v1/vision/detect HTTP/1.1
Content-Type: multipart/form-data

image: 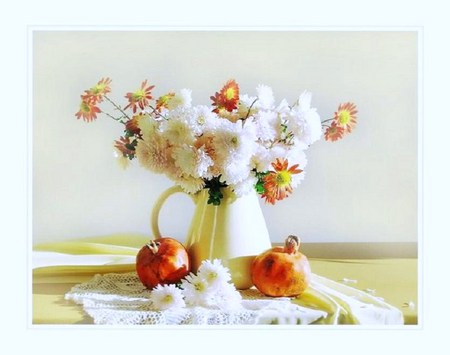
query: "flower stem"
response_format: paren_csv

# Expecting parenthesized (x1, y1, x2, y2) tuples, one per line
(321, 118, 334, 124)
(103, 111, 125, 122)
(244, 98, 258, 120)
(104, 95, 131, 120)
(148, 105, 167, 120)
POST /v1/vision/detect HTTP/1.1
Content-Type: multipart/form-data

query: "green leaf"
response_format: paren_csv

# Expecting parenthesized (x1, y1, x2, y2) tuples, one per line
(254, 171, 268, 195)
(204, 176, 227, 205)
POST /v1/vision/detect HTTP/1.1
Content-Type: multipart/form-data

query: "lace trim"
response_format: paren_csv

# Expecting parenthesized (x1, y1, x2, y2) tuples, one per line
(65, 272, 327, 325)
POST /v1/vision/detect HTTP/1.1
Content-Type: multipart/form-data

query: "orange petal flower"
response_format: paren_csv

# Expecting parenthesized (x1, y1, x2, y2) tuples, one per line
(124, 80, 155, 113)
(261, 158, 303, 204)
(324, 122, 345, 141)
(125, 114, 145, 136)
(80, 77, 112, 106)
(333, 102, 358, 132)
(155, 92, 175, 111)
(75, 99, 101, 122)
(114, 136, 136, 157)
(211, 79, 239, 113)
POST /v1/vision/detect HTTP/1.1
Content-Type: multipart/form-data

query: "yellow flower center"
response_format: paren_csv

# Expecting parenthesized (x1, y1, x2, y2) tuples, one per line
(194, 281, 206, 292)
(197, 115, 206, 125)
(133, 89, 145, 101)
(225, 88, 236, 100)
(81, 101, 91, 113)
(92, 83, 106, 95)
(163, 294, 173, 303)
(338, 110, 351, 125)
(276, 171, 292, 187)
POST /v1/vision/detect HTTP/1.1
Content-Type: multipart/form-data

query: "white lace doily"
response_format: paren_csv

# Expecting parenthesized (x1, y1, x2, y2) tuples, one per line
(65, 272, 327, 325)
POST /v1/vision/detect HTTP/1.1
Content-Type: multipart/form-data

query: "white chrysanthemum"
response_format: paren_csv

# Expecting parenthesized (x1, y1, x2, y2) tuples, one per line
(255, 84, 275, 109)
(180, 273, 214, 307)
(173, 175, 205, 194)
(252, 110, 278, 141)
(287, 91, 323, 146)
(137, 114, 160, 141)
(220, 122, 258, 184)
(251, 145, 272, 172)
(221, 160, 252, 185)
(160, 111, 196, 145)
(240, 93, 257, 107)
(252, 144, 291, 172)
(190, 105, 220, 135)
(303, 109, 323, 144)
(233, 175, 258, 197)
(197, 259, 231, 290)
(276, 98, 291, 116)
(135, 135, 173, 174)
(237, 94, 258, 118)
(285, 148, 307, 188)
(172, 145, 213, 178)
(210, 282, 243, 311)
(297, 90, 312, 111)
(167, 88, 192, 109)
(285, 106, 322, 148)
(149, 284, 186, 311)
(213, 120, 257, 161)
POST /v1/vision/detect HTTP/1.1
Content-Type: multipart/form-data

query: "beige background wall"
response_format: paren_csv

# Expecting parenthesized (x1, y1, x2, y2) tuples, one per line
(32, 30, 418, 246)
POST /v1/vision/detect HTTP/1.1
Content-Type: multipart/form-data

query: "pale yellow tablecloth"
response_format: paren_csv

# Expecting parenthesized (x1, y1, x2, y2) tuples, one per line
(32, 234, 417, 325)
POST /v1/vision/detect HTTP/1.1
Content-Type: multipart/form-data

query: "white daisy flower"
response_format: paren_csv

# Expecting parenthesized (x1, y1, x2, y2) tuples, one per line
(211, 282, 243, 311)
(197, 259, 232, 290)
(149, 284, 186, 311)
(256, 84, 275, 109)
(180, 273, 214, 307)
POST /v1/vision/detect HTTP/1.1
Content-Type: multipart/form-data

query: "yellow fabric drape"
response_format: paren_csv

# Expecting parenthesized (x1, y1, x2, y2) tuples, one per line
(32, 234, 415, 325)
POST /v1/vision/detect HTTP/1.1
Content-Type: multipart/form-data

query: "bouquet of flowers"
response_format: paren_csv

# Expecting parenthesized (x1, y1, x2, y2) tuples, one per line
(76, 78, 357, 205)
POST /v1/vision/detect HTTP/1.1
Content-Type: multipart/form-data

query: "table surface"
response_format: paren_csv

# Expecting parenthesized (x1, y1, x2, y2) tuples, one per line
(32, 258, 418, 325)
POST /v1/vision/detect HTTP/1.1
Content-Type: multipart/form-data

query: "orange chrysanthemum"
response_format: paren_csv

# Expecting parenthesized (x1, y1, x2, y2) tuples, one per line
(211, 79, 240, 113)
(114, 136, 136, 157)
(261, 158, 303, 205)
(324, 122, 345, 142)
(124, 80, 155, 113)
(75, 99, 101, 122)
(155, 92, 175, 111)
(83, 77, 112, 104)
(333, 102, 358, 132)
(125, 114, 146, 136)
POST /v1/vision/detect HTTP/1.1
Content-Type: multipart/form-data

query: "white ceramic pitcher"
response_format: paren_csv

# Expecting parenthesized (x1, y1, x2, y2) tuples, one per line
(151, 186, 272, 289)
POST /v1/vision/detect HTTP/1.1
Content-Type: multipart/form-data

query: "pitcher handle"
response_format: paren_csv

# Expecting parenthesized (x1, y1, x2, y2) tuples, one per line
(151, 185, 197, 238)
